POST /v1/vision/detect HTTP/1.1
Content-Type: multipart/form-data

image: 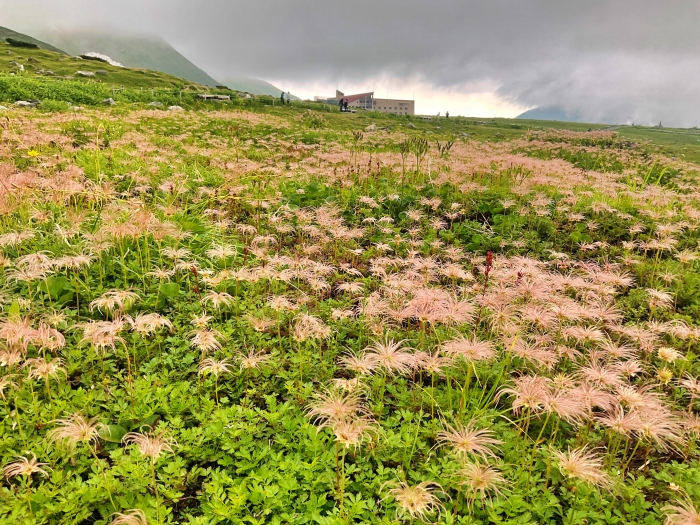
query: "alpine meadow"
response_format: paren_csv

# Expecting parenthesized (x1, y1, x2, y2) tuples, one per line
(1, 89, 700, 525)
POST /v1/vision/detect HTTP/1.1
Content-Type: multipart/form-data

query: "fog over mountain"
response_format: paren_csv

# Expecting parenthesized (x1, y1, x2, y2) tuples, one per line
(2, 0, 699, 125)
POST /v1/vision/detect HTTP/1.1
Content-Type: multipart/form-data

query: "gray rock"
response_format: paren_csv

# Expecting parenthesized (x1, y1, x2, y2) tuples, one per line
(168, 105, 184, 111)
(76, 70, 95, 77)
(148, 101, 163, 107)
(407, 123, 416, 128)
(95, 70, 108, 75)
(15, 100, 39, 108)
(364, 124, 376, 132)
(28, 57, 38, 63)
(101, 98, 116, 105)
(0, 105, 8, 110)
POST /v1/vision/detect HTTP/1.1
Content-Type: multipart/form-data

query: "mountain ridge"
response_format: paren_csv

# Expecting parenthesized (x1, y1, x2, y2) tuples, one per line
(8, 25, 301, 99)
(222, 76, 300, 99)
(34, 28, 221, 87)
(516, 106, 585, 123)
(0, 26, 66, 55)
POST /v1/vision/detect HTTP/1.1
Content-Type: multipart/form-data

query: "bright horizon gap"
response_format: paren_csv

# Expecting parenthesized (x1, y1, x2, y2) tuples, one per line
(268, 78, 530, 118)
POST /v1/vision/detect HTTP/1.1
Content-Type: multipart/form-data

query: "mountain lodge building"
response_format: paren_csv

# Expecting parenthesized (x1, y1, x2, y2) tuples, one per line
(318, 90, 415, 115)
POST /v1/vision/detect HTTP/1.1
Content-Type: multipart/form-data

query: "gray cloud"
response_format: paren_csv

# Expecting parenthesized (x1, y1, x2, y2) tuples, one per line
(2, 0, 700, 125)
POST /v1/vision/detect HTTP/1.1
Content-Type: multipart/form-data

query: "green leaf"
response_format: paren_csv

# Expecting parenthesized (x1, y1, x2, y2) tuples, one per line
(98, 424, 127, 443)
(41, 276, 69, 299)
(138, 414, 160, 431)
(181, 218, 206, 234)
(569, 231, 582, 242)
(159, 282, 180, 299)
(7, 300, 20, 318)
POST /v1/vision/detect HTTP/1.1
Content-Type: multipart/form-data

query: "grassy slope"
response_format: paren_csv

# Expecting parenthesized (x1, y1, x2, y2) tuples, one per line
(36, 28, 221, 87)
(514, 118, 700, 164)
(335, 111, 700, 165)
(0, 41, 206, 90)
(618, 125, 700, 164)
(3, 60, 700, 165)
(0, 26, 66, 54)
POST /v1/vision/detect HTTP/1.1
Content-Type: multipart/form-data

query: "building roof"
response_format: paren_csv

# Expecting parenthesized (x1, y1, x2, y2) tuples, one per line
(332, 92, 373, 103)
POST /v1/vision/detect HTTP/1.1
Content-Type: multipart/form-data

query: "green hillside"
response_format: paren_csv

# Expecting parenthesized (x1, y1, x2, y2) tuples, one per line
(0, 26, 66, 54)
(0, 40, 207, 90)
(0, 40, 245, 107)
(36, 28, 221, 87)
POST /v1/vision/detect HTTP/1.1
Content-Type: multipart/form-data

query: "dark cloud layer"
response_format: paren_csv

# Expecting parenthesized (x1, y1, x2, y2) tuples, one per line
(3, 0, 700, 125)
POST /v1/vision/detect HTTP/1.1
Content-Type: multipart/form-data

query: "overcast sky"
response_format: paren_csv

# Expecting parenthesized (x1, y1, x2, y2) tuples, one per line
(2, 1, 699, 125)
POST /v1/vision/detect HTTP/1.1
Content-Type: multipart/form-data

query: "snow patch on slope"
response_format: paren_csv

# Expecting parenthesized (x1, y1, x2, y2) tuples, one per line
(83, 52, 123, 67)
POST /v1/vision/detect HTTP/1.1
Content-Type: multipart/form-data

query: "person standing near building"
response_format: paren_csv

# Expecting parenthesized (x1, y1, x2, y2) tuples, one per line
(280, 92, 285, 105)
(343, 99, 349, 112)
(338, 98, 344, 112)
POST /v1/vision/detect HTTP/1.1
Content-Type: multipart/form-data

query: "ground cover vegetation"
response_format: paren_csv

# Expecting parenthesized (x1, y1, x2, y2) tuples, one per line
(0, 98, 699, 525)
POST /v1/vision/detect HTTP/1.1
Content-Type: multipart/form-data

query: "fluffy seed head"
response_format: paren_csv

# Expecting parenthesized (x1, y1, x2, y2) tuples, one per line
(386, 480, 444, 523)
(437, 422, 502, 460)
(198, 358, 232, 377)
(48, 413, 103, 449)
(110, 509, 148, 525)
(306, 388, 367, 429)
(551, 446, 612, 489)
(662, 499, 700, 525)
(122, 431, 174, 459)
(3, 455, 49, 479)
(456, 462, 508, 500)
(238, 349, 271, 370)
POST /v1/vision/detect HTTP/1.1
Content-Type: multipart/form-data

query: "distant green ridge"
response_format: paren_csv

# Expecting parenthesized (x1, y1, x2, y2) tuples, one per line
(222, 76, 300, 100)
(516, 106, 588, 123)
(36, 28, 221, 87)
(0, 26, 66, 55)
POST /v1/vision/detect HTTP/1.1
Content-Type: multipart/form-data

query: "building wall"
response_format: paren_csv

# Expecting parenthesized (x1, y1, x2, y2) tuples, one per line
(347, 94, 373, 110)
(371, 98, 415, 115)
(323, 91, 416, 115)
